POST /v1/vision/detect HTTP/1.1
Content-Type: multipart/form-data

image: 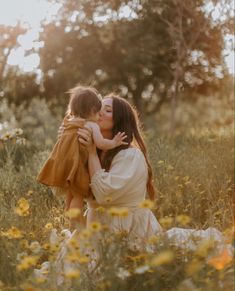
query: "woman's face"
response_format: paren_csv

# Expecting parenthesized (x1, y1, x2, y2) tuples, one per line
(97, 98, 113, 132)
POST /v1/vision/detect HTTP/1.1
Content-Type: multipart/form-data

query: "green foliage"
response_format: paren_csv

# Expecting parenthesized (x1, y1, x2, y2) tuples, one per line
(37, 0, 233, 115)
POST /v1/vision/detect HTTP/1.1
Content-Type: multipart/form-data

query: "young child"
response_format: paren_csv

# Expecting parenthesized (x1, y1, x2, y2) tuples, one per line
(37, 86, 126, 229)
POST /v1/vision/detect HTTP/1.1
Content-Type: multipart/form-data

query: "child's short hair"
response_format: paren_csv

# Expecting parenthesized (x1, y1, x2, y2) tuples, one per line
(67, 85, 102, 118)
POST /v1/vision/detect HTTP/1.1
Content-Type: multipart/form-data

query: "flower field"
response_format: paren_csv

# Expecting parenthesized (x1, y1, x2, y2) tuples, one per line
(0, 95, 234, 291)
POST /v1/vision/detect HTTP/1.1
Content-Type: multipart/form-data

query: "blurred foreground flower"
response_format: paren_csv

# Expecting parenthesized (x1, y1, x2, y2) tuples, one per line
(139, 199, 155, 209)
(64, 269, 80, 279)
(176, 214, 191, 226)
(159, 216, 173, 228)
(89, 221, 102, 232)
(17, 255, 39, 271)
(207, 248, 233, 270)
(14, 197, 30, 216)
(1, 226, 23, 239)
(45, 223, 53, 230)
(150, 250, 174, 266)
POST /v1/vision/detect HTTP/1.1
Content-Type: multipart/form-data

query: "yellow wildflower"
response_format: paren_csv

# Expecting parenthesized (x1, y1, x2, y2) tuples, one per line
(79, 229, 91, 240)
(157, 160, 164, 165)
(176, 214, 191, 226)
(26, 190, 34, 196)
(67, 235, 80, 249)
(139, 199, 155, 209)
(78, 256, 90, 264)
(65, 208, 81, 218)
(150, 250, 174, 266)
(18, 197, 30, 210)
(44, 223, 53, 230)
(90, 222, 102, 232)
(118, 207, 129, 217)
(17, 255, 39, 271)
(66, 252, 81, 263)
(159, 216, 173, 228)
(42, 243, 50, 250)
(14, 198, 30, 216)
(207, 248, 233, 270)
(14, 208, 29, 217)
(50, 243, 60, 253)
(148, 235, 160, 244)
(2, 226, 23, 239)
(108, 207, 119, 216)
(105, 196, 112, 203)
(107, 207, 129, 217)
(64, 269, 80, 279)
(35, 277, 46, 284)
(96, 206, 105, 213)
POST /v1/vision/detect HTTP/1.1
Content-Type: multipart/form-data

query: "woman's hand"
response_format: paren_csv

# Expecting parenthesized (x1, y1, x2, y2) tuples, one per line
(77, 127, 96, 154)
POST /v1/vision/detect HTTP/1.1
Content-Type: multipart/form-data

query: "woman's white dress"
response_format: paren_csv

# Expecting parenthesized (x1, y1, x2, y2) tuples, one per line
(86, 147, 230, 251)
(86, 148, 162, 242)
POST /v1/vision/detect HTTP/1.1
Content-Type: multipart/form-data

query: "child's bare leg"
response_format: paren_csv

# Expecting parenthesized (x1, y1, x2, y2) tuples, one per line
(65, 190, 73, 211)
(68, 194, 85, 230)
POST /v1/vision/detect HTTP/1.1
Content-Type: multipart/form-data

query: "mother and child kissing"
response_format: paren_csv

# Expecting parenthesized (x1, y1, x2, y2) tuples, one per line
(36, 86, 127, 229)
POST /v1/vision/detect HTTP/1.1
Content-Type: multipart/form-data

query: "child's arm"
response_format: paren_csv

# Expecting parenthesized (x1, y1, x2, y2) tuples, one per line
(85, 122, 127, 150)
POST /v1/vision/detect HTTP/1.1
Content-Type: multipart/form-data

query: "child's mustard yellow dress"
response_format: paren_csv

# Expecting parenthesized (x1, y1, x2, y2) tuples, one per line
(37, 116, 90, 198)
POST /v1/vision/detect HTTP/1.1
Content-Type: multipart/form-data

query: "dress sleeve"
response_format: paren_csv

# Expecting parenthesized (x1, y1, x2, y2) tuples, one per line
(90, 149, 147, 205)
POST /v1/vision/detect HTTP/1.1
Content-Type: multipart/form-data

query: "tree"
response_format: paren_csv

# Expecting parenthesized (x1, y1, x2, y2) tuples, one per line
(152, 0, 233, 130)
(38, 0, 233, 120)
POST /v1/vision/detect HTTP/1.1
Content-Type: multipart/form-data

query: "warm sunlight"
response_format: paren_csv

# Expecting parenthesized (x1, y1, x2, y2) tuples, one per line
(0, 0, 59, 27)
(0, 0, 234, 74)
(0, 0, 61, 72)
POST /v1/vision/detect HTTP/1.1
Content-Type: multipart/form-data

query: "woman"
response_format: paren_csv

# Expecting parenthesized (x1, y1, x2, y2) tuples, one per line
(78, 94, 162, 244)
(77, 94, 231, 252)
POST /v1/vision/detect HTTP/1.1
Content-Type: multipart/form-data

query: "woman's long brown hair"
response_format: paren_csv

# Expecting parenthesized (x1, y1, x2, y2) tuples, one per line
(100, 95, 156, 200)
